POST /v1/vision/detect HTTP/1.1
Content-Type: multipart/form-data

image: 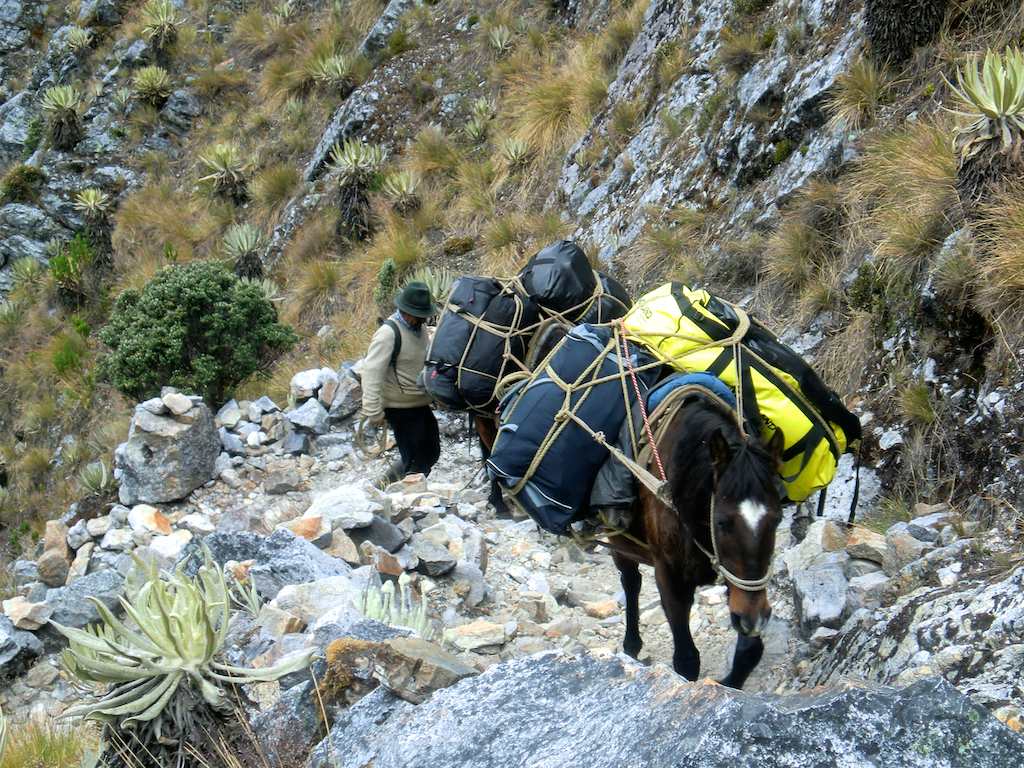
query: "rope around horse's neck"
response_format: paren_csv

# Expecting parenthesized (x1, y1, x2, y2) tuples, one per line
(618, 337, 772, 593)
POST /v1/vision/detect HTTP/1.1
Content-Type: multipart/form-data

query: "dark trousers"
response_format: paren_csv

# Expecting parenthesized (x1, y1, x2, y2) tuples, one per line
(385, 405, 441, 477)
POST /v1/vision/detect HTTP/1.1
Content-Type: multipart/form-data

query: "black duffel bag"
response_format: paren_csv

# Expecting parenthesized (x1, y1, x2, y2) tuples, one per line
(424, 276, 539, 411)
(519, 240, 632, 324)
(518, 240, 597, 321)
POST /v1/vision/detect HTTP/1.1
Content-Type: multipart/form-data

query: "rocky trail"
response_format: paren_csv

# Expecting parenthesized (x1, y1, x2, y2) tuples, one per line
(2, 367, 1022, 764)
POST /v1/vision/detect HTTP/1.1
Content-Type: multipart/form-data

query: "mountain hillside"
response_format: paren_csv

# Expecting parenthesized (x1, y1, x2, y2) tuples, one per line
(1, 0, 1024, 766)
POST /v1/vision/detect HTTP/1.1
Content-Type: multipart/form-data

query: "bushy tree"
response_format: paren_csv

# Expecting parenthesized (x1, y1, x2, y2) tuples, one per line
(99, 261, 296, 403)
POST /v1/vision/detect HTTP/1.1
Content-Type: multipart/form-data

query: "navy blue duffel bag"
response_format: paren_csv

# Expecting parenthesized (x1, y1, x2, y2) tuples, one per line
(486, 324, 660, 534)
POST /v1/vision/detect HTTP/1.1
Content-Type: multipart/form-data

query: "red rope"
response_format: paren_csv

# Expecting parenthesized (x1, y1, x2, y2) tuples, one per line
(619, 324, 666, 483)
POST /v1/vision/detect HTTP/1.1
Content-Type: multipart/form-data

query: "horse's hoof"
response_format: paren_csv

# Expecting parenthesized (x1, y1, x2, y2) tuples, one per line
(716, 676, 742, 690)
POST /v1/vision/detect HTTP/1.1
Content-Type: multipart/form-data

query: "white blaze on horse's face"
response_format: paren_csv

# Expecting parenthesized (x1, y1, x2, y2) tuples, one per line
(737, 499, 769, 533)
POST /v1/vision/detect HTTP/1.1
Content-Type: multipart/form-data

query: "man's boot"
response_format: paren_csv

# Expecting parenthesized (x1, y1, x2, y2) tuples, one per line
(374, 460, 405, 490)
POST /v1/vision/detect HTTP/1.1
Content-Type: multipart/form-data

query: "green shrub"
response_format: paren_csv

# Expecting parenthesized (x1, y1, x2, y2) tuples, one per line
(374, 257, 398, 305)
(0, 164, 45, 204)
(99, 261, 297, 403)
(385, 25, 417, 58)
(51, 331, 88, 376)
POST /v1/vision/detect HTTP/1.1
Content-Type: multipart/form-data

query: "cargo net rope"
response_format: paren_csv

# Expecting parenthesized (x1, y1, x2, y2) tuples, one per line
(495, 315, 794, 591)
(443, 271, 630, 414)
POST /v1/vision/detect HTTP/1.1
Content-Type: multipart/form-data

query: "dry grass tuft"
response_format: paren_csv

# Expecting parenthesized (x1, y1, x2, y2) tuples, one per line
(849, 119, 958, 281)
(817, 310, 875, 396)
(826, 57, 893, 131)
(975, 186, 1024, 322)
(0, 717, 96, 768)
(504, 44, 608, 156)
(252, 163, 302, 220)
(111, 181, 220, 285)
(408, 125, 462, 178)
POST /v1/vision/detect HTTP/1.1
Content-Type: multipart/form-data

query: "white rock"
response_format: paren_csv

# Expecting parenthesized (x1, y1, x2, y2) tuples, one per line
(274, 575, 362, 625)
(150, 530, 193, 563)
(216, 399, 243, 428)
(305, 486, 380, 530)
(86, 515, 112, 538)
(127, 504, 172, 535)
(179, 512, 215, 534)
(100, 527, 134, 551)
(161, 392, 194, 416)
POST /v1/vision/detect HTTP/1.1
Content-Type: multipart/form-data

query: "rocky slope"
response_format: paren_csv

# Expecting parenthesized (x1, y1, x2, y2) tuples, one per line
(1, 0, 1024, 764)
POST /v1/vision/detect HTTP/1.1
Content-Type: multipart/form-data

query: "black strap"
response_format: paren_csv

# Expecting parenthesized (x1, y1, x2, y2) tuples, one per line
(847, 441, 863, 526)
(814, 441, 862, 526)
(383, 319, 402, 372)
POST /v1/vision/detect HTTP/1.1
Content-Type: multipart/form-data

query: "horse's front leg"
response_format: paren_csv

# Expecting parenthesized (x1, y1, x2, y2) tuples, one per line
(612, 551, 643, 659)
(474, 415, 511, 517)
(654, 562, 699, 680)
(719, 633, 764, 690)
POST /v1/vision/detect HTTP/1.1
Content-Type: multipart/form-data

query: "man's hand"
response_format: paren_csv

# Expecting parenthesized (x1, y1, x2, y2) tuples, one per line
(363, 411, 386, 426)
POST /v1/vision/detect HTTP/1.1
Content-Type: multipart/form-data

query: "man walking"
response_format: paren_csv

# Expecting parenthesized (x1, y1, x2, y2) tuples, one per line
(359, 281, 441, 484)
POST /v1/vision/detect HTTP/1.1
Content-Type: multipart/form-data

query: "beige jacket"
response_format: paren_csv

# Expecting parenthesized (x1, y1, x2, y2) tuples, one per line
(359, 315, 432, 418)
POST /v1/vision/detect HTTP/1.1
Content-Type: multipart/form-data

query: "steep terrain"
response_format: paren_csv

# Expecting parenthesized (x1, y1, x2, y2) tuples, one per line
(2, 0, 1024, 765)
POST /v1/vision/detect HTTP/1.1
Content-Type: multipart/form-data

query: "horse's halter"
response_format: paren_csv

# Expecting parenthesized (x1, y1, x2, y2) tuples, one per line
(689, 493, 774, 593)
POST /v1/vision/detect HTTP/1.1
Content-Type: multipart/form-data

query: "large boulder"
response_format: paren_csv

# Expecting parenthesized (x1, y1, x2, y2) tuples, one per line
(248, 529, 352, 599)
(42, 568, 125, 629)
(77, 0, 121, 27)
(115, 397, 220, 505)
(800, 563, 1024, 712)
(308, 651, 1024, 768)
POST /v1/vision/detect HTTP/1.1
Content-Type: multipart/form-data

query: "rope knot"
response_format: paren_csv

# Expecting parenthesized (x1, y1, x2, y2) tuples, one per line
(554, 408, 570, 422)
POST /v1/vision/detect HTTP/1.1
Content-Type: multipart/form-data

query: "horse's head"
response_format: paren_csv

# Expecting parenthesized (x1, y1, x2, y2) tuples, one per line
(707, 428, 785, 637)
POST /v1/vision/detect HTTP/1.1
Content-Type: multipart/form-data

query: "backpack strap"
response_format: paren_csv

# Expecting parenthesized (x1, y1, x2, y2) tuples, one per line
(383, 319, 402, 373)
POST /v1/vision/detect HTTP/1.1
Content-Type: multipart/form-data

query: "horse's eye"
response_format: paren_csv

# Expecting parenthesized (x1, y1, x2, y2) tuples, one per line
(716, 519, 733, 532)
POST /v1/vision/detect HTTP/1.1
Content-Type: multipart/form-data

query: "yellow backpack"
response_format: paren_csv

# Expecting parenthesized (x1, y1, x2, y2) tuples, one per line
(623, 283, 861, 504)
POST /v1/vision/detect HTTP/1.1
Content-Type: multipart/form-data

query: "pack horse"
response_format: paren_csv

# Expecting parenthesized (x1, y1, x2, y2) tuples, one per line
(606, 390, 785, 688)
(483, 283, 861, 688)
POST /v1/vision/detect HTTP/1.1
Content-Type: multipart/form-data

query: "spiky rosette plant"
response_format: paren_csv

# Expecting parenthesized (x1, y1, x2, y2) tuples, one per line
(66, 25, 93, 53)
(488, 24, 514, 56)
(499, 136, 533, 171)
(40, 85, 83, 151)
(948, 48, 1024, 216)
(381, 170, 421, 215)
(132, 65, 172, 107)
(864, 0, 948, 64)
(223, 222, 266, 279)
(74, 187, 114, 261)
(141, 0, 184, 58)
(199, 142, 249, 203)
(330, 139, 386, 240)
(55, 552, 313, 768)
(309, 52, 359, 98)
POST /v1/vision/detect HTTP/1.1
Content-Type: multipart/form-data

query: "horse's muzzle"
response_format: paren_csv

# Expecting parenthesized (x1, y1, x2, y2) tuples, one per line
(730, 606, 772, 637)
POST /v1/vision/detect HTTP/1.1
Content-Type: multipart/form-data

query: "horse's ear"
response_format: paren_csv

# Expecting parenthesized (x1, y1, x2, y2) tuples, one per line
(767, 428, 786, 467)
(708, 428, 731, 476)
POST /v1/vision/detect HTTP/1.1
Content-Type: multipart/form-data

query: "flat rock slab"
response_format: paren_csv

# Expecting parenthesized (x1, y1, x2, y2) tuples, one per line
(309, 651, 1024, 768)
